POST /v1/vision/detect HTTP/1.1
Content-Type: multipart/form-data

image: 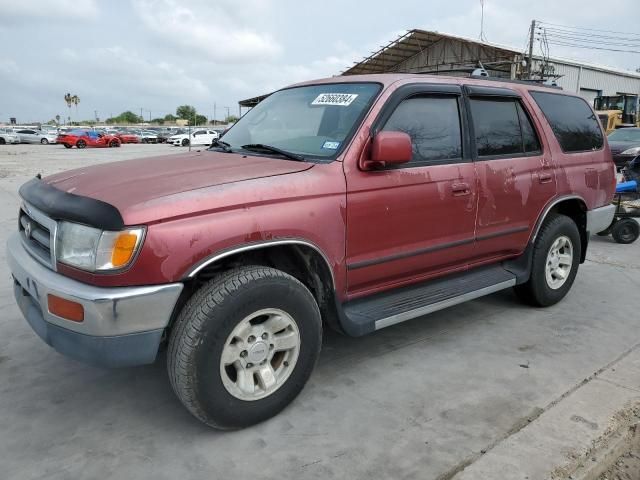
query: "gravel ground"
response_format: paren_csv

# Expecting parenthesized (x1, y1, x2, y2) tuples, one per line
(0, 142, 184, 178)
(598, 450, 640, 480)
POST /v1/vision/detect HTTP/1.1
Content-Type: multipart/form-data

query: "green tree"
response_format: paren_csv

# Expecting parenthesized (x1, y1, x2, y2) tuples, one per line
(164, 113, 177, 122)
(150, 117, 165, 125)
(176, 105, 196, 120)
(224, 115, 239, 124)
(194, 114, 207, 125)
(106, 111, 143, 124)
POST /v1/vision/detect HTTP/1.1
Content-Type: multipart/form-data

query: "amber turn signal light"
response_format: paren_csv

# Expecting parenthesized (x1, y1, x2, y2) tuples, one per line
(110, 232, 139, 268)
(48, 294, 84, 322)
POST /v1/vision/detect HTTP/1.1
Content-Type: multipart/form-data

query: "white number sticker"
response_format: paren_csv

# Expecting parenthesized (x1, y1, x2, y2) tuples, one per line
(311, 93, 358, 106)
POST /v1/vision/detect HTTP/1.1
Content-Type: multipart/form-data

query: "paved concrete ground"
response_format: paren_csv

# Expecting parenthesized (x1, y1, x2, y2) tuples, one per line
(0, 144, 639, 479)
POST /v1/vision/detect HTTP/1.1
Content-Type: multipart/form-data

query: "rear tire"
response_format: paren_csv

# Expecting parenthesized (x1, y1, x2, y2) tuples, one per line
(109, 140, 119, 148)
(514, 214, 581, 307)
(63, 143, 72, 148)
(612, 218, 640, 244)
(168, 266, 322, 429)
(0, 138, 5, 145)
(76, 140, 86, 149)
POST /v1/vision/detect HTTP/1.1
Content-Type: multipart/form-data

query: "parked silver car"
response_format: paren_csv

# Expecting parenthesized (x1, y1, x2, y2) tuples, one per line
(0, 128, 20, 145)
(14, 128, 57, 144)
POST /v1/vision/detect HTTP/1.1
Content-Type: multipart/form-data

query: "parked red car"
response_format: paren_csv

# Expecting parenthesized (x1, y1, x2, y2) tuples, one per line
(9, 74, 616, 429)
(114, 132, 140, 144)
(56, 130, 121, 149)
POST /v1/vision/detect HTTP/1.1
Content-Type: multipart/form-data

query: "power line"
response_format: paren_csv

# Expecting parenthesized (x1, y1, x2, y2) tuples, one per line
(537, 20, 640, 37)
(541, 27, 640, 43)
(542, 34, 640, 48)
(545, 40, 640, 54)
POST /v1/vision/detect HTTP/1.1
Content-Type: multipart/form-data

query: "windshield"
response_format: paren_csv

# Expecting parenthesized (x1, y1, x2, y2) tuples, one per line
(595, 96, 625, 111)
(608, 128, 640, 142)
(222, 82, 381, 160)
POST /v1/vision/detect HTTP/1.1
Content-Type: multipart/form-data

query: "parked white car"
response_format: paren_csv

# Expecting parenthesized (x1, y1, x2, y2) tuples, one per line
(167, 129, 219, 147)
(14, 128, 58, 144)
(139, 130, 159, 143)
(0, 128, 20, 145)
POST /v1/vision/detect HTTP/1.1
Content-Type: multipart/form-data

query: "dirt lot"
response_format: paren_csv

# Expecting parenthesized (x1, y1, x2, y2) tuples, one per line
(1, 144, 640, 480)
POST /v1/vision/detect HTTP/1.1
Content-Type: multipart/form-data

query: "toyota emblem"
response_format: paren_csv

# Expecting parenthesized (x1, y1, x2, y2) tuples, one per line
(24, 220, 32, 239)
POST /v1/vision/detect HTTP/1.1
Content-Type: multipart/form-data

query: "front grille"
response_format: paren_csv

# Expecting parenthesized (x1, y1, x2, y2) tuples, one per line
(19, 203, 57, 270)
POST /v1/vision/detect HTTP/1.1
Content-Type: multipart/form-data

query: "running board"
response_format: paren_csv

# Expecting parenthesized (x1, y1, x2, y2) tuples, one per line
(341, 265, 516, 336)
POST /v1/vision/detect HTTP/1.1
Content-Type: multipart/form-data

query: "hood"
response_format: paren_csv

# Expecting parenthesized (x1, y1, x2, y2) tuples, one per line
(608, 140, 640, 155)
(44, 150, 313, 219)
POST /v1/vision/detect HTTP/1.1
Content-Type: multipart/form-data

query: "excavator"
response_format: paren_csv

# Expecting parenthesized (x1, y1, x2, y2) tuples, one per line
(593, 94, 640, 134)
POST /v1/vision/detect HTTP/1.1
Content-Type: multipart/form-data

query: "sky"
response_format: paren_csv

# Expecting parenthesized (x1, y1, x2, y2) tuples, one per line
(1, 0, 639, 123)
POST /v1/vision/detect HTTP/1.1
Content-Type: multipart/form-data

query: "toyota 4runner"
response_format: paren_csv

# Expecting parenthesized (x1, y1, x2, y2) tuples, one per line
(7, 74, 616, 429)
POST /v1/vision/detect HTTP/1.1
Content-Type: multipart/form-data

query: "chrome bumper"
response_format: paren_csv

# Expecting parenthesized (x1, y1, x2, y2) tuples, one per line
(586, 203, 616, 235)
(7, 232, 184, 366)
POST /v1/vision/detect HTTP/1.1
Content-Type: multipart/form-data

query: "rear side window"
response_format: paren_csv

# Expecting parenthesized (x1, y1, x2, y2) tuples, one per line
(469, 99, 522, 156)
(529, 91, 603, 152)
(382, 95, 462, 165)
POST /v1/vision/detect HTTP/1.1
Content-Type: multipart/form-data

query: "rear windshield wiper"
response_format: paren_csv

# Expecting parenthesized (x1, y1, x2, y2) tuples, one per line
(241, 143, 305, 162)
(208, 138, 232, 152)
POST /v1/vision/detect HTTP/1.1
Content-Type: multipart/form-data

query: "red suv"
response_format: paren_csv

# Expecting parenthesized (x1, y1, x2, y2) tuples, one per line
(7, 74, 616, 429)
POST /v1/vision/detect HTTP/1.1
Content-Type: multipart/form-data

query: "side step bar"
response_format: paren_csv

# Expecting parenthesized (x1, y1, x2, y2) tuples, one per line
(341, 265, 516, 336)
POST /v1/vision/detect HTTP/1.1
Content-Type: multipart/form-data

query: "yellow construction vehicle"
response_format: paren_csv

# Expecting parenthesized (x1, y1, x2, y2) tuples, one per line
(593, 95, 640, 134)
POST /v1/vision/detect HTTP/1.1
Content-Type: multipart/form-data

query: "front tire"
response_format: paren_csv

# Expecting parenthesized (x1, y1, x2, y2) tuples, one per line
(181, 138, 189, 147)
(63, 143, 72, 148)
(168, 266, 322, 429)
(514, 214, 581, 307)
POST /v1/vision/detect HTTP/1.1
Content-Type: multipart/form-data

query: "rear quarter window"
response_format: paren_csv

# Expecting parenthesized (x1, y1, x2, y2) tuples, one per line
(529, 91, 603, 153)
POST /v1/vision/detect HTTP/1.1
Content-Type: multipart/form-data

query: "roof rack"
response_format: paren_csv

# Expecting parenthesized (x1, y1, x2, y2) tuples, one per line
(468, 74, 563, 90)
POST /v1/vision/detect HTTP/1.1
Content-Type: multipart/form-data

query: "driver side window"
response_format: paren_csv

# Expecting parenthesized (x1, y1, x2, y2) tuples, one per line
(382, 95, 463, 167)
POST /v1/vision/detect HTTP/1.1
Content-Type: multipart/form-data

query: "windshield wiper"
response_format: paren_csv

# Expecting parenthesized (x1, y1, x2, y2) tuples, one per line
(208, 138, 232, 152)
(241, 143, 305, 162)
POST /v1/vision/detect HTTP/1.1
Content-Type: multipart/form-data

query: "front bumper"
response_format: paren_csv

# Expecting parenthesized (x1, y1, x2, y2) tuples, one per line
(587, 203, 616, 235)
(7, 232, 184, 367)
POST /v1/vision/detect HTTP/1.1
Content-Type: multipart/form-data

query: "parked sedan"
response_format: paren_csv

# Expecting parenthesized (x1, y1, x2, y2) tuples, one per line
(0, 128, 20, 145)
(114, 131, 140, 144)
(57, 130, 121, 149)
(608, 128, 640, 170)
(15, 128, 58, 144)
(167, 129, 219, 147)
(138, 130, 159, 144)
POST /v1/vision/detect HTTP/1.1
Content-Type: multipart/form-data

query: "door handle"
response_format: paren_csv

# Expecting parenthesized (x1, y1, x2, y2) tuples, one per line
(451, 182, 471, 196)
(538, 172, 553, 184)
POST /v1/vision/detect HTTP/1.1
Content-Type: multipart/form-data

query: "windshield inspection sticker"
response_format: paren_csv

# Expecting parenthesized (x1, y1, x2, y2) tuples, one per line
(322, 141, 340, 150)
(311, 93, 358, 106)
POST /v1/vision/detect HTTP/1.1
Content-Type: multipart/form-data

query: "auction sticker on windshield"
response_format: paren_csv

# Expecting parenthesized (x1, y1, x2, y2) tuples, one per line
(311, 93, 358, 106)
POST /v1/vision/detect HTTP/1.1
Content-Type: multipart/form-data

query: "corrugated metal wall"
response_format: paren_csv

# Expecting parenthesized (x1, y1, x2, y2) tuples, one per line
(548, 61, 640, 97)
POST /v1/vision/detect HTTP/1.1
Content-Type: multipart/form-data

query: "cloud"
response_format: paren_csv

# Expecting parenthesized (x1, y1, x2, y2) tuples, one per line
(0, 0, 98, 22)
(131, 0, 281, 63)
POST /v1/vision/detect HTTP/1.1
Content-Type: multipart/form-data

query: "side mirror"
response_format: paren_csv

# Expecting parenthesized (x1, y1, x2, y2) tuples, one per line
(363, 131, 412, 169)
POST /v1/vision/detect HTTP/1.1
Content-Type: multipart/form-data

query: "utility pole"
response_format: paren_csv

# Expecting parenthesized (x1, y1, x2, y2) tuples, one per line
(225, 106, 230, 122)
(213, 102, 216, 124)
(140, 107, 144, 124)
(527, 19, 536, 79)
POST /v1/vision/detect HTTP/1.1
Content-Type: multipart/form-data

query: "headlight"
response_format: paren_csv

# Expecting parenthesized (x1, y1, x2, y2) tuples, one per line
(621, 146, 640, 155)
(56, 221, 144, 271)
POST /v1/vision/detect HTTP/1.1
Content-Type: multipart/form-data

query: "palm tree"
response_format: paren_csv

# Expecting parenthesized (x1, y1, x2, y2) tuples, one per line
(64, 93, 80, 123)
